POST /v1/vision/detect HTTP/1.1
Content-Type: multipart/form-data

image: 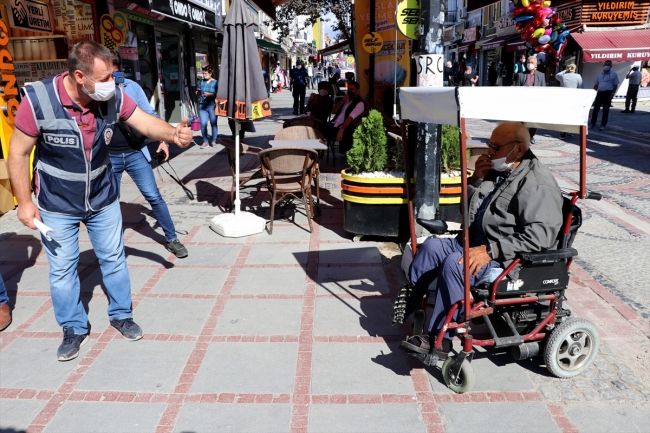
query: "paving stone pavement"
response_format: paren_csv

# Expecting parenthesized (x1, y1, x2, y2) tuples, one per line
(0, 89, 649, 433)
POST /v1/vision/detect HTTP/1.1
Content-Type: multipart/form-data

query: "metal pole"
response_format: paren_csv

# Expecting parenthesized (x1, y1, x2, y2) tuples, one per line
(580, 125, 587, 199)
(460, 117, 471, 322)
(414, 0, 444, 236)
(234, 120, 241, 215)
(369, 0, 376, 103)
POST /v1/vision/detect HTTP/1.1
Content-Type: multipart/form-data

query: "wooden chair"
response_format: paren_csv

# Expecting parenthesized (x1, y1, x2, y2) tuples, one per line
(217, 138, 264, 211)
(283, 117, 322, 130)
(274, 126, 325, 206)
(258, 147, 318, 234)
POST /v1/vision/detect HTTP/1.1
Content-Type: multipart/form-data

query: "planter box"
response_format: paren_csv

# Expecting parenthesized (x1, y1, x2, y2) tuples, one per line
(341, 169, 409, 239)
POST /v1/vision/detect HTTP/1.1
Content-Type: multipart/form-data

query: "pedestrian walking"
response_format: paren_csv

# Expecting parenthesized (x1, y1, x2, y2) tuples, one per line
(513, 54, 527, 83)
(110, 53, 188, 259)
(315, 63, 324, 84)
(622, 66, 641, 114)
(7, 40, 193, 361)
(290, 62, 309, 115)
(515, 55, 545, 144)
(461, 65, 479, 87)
(591, 60, 619, 131)
(488, 62, 498, 86)
(307, 62, 314, 89)
(0, 272, 10, 332)
(556, 64, 583, 138)
(196, 65, 218, 148)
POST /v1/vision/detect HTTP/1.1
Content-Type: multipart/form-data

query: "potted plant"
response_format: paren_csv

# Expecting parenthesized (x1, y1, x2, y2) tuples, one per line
(439, 125, 473, 223)
(341, 109, 409, 238)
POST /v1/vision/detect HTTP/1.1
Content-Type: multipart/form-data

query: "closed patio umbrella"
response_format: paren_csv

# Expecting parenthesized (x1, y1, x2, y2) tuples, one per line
(210, 0, 272, 237)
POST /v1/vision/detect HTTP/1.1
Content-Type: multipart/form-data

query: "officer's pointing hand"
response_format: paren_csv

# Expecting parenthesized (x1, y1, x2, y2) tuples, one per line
(174, 116, 193, 148)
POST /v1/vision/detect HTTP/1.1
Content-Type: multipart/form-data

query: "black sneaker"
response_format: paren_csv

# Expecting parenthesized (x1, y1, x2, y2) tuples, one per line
(166, 239, 188, 258)
(530, 137, 535, 144)
(110, 318, 143, 341)
(58, 327, 89, 361)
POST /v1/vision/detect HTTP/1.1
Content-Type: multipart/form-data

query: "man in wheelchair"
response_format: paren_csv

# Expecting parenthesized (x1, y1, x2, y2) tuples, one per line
(396, 122, 563, 362)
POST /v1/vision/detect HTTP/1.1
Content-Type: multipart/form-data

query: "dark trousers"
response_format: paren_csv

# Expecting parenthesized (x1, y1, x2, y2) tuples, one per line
(292, 85, 306, 114)
(625, 85, 639, 112)
(528, 128, 537, 139)
(591, 90, 613, 127)
(228, 119, 245, 141)
(323, 122, 354, 154)
(409, 237, 500, 339)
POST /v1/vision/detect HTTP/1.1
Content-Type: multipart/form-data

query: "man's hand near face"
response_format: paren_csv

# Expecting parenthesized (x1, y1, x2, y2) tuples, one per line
(474, 154, 493, 179)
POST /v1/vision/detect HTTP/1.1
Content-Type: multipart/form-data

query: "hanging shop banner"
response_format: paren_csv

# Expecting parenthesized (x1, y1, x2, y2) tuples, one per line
(6, 0, 54, 33)
(355, 0, 411, 121)
(416, 54, 444, 87)
(150, 0, 216, 29)
(396, 0, 421, 40)
(13, 60, 68, 87)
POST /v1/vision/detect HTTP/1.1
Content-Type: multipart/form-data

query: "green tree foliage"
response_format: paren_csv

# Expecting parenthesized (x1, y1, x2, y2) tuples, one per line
(270, 0, 352, 41)
(347, 110, 388, 174)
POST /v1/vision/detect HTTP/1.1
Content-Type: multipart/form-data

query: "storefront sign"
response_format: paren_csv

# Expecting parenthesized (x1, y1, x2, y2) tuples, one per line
(396, 0, 421, 40)
(6, 0, 54, 33)
(13, 61, 68, 87)
(99, 13, 126, 51)
(497, 16, 516, 36)
(463, 27, 478, 42)
(151, 0, 216, 29)
(443, 27, 455, 43)
(416, 54, 444, 87)
(124, 2, 164, 21)
(52, 0, 98, 44)
(581, 0, 650, 24)
(583, 49, 650, 62)
(362, 32, 384, 54)
(555, 1, 582, 26)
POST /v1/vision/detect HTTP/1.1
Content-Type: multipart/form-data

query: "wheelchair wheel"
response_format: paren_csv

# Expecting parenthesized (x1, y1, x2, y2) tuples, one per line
(544, 317, 600, 378)
(442, 357, 475, 394)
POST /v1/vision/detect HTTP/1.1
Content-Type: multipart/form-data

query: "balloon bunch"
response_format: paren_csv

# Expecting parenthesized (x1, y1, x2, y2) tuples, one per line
(509, 0, 569, 66)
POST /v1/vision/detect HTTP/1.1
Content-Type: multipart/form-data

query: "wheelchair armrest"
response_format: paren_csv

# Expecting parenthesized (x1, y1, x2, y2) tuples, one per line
(519, 248, 578, 264)
(416, 218, 448, 235)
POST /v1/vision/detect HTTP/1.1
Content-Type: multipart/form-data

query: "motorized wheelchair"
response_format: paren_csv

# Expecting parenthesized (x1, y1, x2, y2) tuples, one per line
(393, 190, 602, 393)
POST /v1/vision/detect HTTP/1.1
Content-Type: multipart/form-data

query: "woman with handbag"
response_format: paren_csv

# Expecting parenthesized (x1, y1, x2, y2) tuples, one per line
(196, 65, 218, 149)
(110, 53, 188, 258)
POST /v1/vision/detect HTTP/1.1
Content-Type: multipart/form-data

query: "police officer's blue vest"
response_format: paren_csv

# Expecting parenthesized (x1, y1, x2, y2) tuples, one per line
(22, 75, 123, 215)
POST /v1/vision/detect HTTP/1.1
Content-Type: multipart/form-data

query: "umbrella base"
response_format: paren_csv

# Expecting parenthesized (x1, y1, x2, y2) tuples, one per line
(209, 211, 266, 238)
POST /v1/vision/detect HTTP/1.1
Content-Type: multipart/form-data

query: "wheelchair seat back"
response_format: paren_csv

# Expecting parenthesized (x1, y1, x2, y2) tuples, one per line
(488, 196, 582, 296)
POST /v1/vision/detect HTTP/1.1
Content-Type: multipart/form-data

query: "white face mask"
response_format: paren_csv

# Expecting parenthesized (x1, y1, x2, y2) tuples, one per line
(319, 89, 328, 96)
(491, 145, 518, 172)
(527, 63, 536, 71)
(83, 75, 116, 101)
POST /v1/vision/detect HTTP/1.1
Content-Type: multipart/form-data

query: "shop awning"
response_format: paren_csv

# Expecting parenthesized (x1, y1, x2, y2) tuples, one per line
(474, 37, 495, 50)
(481, 34, 518, 51)
(319, 40, 350, 56)
(256, 39, 285, 54)
(571, 29, 650, 62)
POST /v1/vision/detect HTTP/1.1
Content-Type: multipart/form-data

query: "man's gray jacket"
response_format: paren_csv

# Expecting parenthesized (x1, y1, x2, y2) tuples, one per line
(468, 149, 563, 279)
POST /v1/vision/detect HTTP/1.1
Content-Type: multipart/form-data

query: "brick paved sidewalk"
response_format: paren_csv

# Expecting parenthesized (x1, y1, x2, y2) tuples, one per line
(1, 90, 649, 433)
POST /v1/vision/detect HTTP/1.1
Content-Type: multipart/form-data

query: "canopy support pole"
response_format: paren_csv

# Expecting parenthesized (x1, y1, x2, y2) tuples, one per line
(460, 117, 471, 323)
(401, 119, 418, 256)
(580, 125, 587, 199)
(234, 120, 241, 215)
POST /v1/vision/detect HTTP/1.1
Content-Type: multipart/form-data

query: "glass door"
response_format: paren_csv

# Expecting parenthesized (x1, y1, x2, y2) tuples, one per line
(157, 34, 182, 123)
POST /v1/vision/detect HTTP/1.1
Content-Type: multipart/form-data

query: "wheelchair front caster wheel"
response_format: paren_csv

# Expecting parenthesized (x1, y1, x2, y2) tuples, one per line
(544, 317, 600, 378)
(442, 357, 475, 394)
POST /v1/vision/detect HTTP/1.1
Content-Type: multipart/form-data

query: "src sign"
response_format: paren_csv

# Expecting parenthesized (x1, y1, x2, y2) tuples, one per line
(151, 0, 216, 29)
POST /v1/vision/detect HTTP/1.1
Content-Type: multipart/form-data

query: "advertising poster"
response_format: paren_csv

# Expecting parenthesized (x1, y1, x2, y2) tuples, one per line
(355, 0, 411, 122)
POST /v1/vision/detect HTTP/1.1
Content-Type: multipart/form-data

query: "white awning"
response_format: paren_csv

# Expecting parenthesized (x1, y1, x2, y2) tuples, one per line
(398, 87, 598, 133)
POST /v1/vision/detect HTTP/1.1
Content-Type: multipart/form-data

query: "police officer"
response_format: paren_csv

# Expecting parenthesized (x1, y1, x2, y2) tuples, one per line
(8, 41, 193, 361)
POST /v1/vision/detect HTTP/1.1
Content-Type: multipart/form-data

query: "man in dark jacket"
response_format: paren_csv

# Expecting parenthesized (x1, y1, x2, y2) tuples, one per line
(397, 122, 563, 360)
(290, 63, 310, 115)
(515, 55, 545, 143)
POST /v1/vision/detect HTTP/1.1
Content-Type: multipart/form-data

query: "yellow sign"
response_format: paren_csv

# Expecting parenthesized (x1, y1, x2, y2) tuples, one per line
(362, 32, 384, 54)
(347, 56, 355, 64)
(397, 0, 421, 40)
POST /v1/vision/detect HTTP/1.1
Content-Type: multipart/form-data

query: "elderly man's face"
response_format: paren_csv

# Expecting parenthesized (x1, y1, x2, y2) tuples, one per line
(527, 58, 537, 70)
(488, 125, 524, 160)
(75, 58, 114, 94)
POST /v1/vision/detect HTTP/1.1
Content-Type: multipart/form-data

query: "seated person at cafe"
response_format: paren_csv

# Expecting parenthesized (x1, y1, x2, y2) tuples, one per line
(305, 82, 334, 127)
(397, 122, 563, 361)
(324, 81, 364, 154)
